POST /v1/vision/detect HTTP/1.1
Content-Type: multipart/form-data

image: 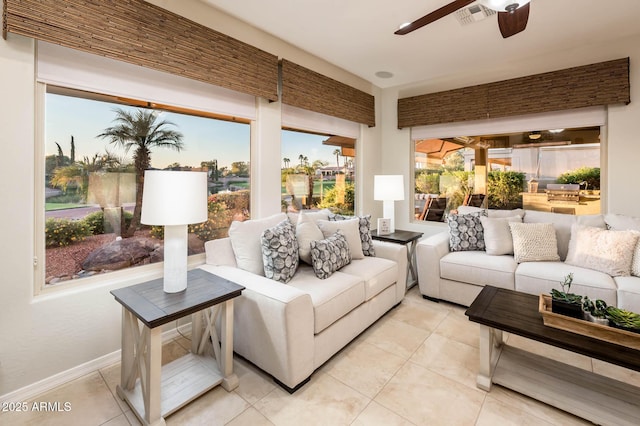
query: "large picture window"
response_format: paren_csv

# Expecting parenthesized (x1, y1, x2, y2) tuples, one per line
(414, 127, 601, 221)
(280, 129, 356, 215)
(42, 87, 251, 287)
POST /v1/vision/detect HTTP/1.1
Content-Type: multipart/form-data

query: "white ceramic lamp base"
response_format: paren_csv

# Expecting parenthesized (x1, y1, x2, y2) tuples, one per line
(382, 200, 395, 234)
(163, 224, 188, 293)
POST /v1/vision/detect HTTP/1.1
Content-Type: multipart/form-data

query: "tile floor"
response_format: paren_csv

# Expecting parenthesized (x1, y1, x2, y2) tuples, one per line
(2, 286, 639, 425)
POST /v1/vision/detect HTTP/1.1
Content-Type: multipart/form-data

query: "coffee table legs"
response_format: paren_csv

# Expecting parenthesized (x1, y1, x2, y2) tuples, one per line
(477, 325, 503, 391)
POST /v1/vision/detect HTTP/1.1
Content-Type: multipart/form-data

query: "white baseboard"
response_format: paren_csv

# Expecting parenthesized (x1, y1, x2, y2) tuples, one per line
(0, 323, 192, 404)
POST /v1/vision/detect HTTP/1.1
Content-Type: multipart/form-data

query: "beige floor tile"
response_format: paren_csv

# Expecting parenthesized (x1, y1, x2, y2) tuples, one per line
(386, 297, 449, 331)
(592, 359, 640, 387)
(99, 363, 130, 413)
(323, 341, 406, 398)
(409, 332, 479, 389)
(352, 401, 416, 426)
(253, 373, 370, 426)
(505, 335, 592, 371)
(99, 413, 132, 426)
(233, 357, 276, 405)
(433, 310, 480, 348)
(375, 362, 485, 426)
(123, 409, 142, 426)
(0, 372, 123, 426)
(487, 385, 592, 426)
(165, 386, 249, 426)
(162, 338, 190, 364)
(359, 317, 430, 359)
(226, 407, 275, 426)
(173, 334, 192, 352)
(476, 396, 559, 426)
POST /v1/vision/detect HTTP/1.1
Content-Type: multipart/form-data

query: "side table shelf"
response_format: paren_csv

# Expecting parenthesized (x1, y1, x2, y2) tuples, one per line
(111, 269, 244, 426)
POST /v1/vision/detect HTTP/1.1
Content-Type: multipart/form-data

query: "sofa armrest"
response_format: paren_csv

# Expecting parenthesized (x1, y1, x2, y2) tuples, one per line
(416, 231, 450, 300)
(198, 264, 315, 389)
(373, 240, 408, 301)
(204, 237, 237, 267)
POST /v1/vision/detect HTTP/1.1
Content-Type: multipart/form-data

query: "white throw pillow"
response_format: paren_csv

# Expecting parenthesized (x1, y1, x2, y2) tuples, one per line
(228, 212, 288, 275)
(565, 224, 639, 277)
(480, 215, 522, 255)
(316, 218, 365, 259)
(296, 212, 325, 265)
(509, 222, 560, 263)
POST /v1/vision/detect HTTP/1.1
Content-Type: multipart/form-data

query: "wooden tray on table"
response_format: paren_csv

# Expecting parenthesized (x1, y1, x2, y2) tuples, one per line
(539, 294, 640, 351)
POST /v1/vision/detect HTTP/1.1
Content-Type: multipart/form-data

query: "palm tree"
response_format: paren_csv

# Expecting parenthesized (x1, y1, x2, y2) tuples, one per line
(333, 149, 341, 170)
(98, 108, 184, 237)
(298, 154, 305, 167)
(283, 157, 290, 168)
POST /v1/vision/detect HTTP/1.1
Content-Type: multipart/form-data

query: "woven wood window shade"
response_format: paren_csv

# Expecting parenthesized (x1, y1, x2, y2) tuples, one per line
(398, 58, 630, 128)
(281, 59, 375, 127)
(3, 0, 279, 101)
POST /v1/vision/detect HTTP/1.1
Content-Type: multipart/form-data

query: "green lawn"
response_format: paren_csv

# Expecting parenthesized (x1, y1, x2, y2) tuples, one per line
(45, 203, 87, 211)
(281, 181, 336, 196)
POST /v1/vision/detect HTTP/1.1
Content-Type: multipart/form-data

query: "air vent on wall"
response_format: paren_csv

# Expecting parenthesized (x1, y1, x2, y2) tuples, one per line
(455, 4, 496, 26)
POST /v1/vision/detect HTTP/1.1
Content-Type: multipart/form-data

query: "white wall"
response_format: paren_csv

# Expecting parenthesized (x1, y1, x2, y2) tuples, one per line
(379, 33, 640, 236)
(0, 0, 379, 397)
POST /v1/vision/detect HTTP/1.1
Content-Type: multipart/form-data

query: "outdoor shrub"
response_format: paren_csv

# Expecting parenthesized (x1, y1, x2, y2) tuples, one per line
(557, 167, 600, 190)
(213, 190, 250, 212)
(45, 218, 92, 247)
(317, 183, 354, 214)
(82, 210, 134, 235)
(415, 171, 440, 194)
(487, 171, 526, 209)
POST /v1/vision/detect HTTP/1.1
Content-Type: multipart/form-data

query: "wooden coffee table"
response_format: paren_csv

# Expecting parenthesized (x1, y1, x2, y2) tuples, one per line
(466, 286, 640, 426)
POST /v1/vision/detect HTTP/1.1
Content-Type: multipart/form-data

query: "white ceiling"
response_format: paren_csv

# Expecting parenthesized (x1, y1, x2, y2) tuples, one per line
(201, 0, 640, 91)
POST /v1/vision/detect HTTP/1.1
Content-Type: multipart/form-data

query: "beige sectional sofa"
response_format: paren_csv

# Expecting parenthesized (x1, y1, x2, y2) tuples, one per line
(416, 207, 640, 313)
(198, 212, 407, 392)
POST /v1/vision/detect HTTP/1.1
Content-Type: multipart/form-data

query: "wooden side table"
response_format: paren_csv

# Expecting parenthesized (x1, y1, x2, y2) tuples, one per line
(110, 269, 244, 426)
(372, 229, 423, 289)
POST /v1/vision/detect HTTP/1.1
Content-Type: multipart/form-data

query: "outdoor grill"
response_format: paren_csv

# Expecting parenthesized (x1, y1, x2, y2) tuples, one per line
(546, 183, 580, 203)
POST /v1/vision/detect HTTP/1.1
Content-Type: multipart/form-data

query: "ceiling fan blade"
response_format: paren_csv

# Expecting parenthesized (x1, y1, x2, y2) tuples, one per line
(395, 0, 476, 35)
(498, 3, 530, 38)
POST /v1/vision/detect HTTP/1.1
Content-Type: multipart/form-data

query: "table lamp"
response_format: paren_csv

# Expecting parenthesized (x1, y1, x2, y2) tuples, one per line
(141, 170, 208, 293)
(374, 175, 405, 233)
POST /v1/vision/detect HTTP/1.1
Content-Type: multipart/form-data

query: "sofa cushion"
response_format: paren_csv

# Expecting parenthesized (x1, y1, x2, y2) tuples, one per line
(228, 213, 288, 275)
(317, 219, 365, 259)
(605, 214, 640, 231)
(565, 225, 639, 277)
(339, 257, 398, 301)
(515, 262, 617, 306)
(440, 251, 517, 290)
(261, 219, 299, 283)
(329, 213, 376, 257)
(458, 206, 525, 219)
(288, 265, 365, 334)
(614, 276, 640, 312)
(447, 211, 487, 252)
(509, 222, 560, 263)
(296, 212, 325, 265)
(480, 215, 522, 255)
(310, 231, 352, 279)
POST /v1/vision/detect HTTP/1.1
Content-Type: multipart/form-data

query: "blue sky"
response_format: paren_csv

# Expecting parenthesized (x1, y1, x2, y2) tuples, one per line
(46, 93, 342, 170)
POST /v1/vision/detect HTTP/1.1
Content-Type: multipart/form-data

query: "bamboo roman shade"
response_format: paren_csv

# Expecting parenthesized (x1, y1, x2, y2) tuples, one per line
(398, 58, 630, 128)
(3, 0, 279, 101)
(281, 59, 375, 127)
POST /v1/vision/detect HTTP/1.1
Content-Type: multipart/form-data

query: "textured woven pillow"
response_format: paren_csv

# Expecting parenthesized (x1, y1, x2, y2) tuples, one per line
(261, 220, 299, 283)
(447, 211, 487, 252)
(480, 215, 522, 255)
(296, 212, 325, 265)
(329, 213, 375, 257)
(316, 218, 365, 259)
(565, 224, 639, 277)
(508, 222, 560, 263)
(310, 231, 351, 279)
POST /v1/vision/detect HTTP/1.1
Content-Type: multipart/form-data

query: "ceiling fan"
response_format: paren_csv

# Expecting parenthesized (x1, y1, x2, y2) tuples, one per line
(395, 0, 531, 38)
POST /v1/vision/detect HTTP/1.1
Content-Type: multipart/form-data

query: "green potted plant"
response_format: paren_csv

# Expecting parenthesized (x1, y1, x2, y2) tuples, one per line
(605, 306, 640, 334)
(550, 273, 583, 319)
(582, 296, 609, 325)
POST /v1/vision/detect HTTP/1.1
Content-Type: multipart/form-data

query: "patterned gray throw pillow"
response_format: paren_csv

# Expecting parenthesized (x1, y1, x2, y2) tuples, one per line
(261, 219, 299, 283)
(328, 213, 376, 257)
(447, 211, 487, 252)
(310, 230, 351, 279)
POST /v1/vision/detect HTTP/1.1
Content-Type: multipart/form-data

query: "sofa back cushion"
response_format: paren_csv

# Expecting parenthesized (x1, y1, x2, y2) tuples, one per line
(509, 222, 560, 263)
(228, 212, 288, 275)
(480, 215, 522, 255)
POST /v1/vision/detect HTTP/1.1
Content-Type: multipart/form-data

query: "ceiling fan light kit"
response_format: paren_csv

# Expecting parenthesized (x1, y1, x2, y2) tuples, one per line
(477, 0, 531, 13)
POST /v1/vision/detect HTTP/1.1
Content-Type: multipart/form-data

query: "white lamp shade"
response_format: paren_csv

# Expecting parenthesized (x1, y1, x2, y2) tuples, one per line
(141, 170, 208, 226)
(477, 0, 530, 13)
(374, 175, 405, 201)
